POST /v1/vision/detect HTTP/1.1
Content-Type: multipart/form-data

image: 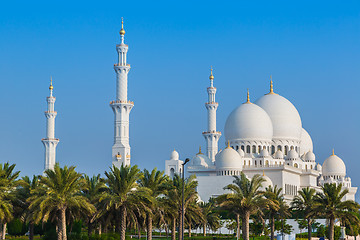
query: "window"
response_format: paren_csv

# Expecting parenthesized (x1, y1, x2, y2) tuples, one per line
(252, 145, 256, 153)
(246, 145, 250, 153)
(294, 163, 298, 168)
(170, 168, 175, 179)
(258, 146, 262, 153)
(271, 146, 275, 154)
(255, 160, 257, 166)
(236, 145, 239, 150)
(285, 146, 289, 155)
(265, 160, 269, 166)
(277, 145, 282, 151)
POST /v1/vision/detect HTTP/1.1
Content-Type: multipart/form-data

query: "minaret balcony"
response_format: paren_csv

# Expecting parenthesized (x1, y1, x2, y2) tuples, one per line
(114, 63, 130, 67)
(41, 138, 59, 141)
(205, 102, 218, 105)
(202, 130, 221, 135)
(110, 100, 134, 105)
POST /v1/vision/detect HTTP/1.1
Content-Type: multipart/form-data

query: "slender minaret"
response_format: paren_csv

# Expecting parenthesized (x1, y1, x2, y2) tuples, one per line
(42, 77, 59, 171)
(110, 18, 134, 168)
(202, 67, 221, 162)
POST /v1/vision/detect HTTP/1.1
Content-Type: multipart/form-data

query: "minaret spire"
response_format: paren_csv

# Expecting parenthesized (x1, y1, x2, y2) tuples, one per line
(42, 77, 59, 172)
(203, 67, 221, 162)
(268, 75, 277, 95)
(246, 89, 251, 103)
(110, 20, 134, 167)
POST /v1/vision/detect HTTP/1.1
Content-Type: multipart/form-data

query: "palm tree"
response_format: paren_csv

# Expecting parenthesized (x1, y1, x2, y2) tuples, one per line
(16, 175, 40, 240)
(99, 164, 151, 240)
(82, 174, 106, 237)
(199, 198, 221, 236)
(0, 163, 20, 240)
(263, 185, 282, 240)
(314, 183, 360, 240)
(138, 168, 168, 240)
(162, 174, 198, 240)
(217, 172, 265, 240)
(291, 187, 317, 240)
(28, 163, 95, 240)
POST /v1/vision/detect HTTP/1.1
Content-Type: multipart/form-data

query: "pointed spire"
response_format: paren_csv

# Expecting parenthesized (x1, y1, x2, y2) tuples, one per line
(332, 148, 335, 156)
(49, 76, 53, 90)
(226, 141, 230, 149)
(245, 89, 251, 103)
(209, 66, 214, 80)
(120, 17, 125, 36)
(268, 75, 276, 95)
(198, 146, 202, 154)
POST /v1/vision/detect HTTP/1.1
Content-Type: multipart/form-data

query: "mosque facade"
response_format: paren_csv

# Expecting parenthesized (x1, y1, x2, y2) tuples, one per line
(165, 71, 357, 202)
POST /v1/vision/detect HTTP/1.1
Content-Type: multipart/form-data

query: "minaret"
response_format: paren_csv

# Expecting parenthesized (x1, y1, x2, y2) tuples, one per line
(110, 18, 134, 168)
(42, 77, 59, 171)
(202, 67, 221, 162)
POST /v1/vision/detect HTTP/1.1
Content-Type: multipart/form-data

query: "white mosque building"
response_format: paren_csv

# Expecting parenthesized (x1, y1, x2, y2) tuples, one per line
(165, 70, 357, 202)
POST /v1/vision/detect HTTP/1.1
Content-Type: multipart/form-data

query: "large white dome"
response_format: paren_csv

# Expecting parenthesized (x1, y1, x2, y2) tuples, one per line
(215, 146, 242, 170)
(255, 93, 302, 140)
(170, 149, 179, 160)
(224, 102, 273, 141)
(322, 151, 346, 177)
(300, 128, 313, 155)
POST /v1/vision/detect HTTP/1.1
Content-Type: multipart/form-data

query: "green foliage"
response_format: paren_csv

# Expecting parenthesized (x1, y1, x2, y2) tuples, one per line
(7, 218, 26, 236)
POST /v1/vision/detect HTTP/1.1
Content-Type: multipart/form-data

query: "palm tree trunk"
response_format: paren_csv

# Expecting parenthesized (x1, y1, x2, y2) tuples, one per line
(171, 218, 176, 240)
(270, 215, 275, 240)
(56, 219, 62, 240)
(236, 214, 240, 240)
(60, 207, 67, 240)
(188, 222, 191, 238)
(147, 214, 153, 240)
(29, 222, 34, 240)
(88, 219, 93, 237)
(329, 217, 335, 240)
(0, 222, 6, 240)
(120, 206, 127, 240)
(98, 223, 102, 235)
(307, 219, 312, 240)
(203, 222, 206, 236)
(242, 211, 250, 240)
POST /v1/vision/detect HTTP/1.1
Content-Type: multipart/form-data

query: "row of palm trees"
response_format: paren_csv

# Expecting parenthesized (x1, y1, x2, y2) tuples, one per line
(219, 172, 360, 240)
(0, 163, 220, 240)
(0, 162, 358, 240)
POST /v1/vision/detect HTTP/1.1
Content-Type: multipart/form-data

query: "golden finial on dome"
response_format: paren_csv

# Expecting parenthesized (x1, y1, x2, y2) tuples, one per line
(209, 66, 214, 80)
(332, 149, 335, 156)
(49, 76, 53, 90)
(269, 75, 274, 94)
(263, 170, 265, 176)
(119, 17, 125, 36)
(226, 141, 230, 149)
(198, 146, 202, 154)
(246, 89, 250, 103)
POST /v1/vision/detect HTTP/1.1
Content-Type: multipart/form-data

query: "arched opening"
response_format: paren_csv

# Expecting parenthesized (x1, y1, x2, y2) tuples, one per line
(277, 145, 282, 151)
(246, 145, 250, 153)
(258, 146, 262, 153)
(285, 146, 289, 155)
(255, 160, 257, 166)
(271, 146, 275, 154)
(236, 145, 239, 150)
(241, 145, 245, 151)
(252, 145, 256, 153)
(265, 160, 269, 166)
(244, 160, 246, 166)
(170, 168, 175, 179)
(311, 165, 313, 169)
(294, 163, 298, 168)
(305, 165, 308, 171)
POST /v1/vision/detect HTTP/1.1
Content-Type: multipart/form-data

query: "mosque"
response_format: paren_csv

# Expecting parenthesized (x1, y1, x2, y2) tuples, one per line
(40, 20, 357, 203)
(165, 68, 357, 202)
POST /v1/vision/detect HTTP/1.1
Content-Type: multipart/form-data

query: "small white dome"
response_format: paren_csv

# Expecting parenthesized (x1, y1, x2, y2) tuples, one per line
(304, 151, 315, 162)
(260, 174, 273, 190)
(274, 150, 284, 159)
(316, 163, 322, 171)
(286, 149, 299, 160)
(259, 148, 270, 158)
(170, 149, 179, 160)
(322, 151, 346, 177)
(190, 149, 212, 168)
(237, 148, 245, 157)
(224, 102, 273, 142)
(215, 146, 242, 170)
(300, 128, 313, 155)
(255, 93, 302, 140)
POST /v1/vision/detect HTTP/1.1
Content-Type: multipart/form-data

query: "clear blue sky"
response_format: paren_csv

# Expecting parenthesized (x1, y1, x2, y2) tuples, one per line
(0, 0, 359, 191)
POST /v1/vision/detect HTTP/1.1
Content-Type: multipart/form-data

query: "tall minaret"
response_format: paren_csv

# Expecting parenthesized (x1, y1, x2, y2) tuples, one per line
(110, 18, 134, 168)
(42, 78, 59, 171)
(202, 67, 221, 162)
